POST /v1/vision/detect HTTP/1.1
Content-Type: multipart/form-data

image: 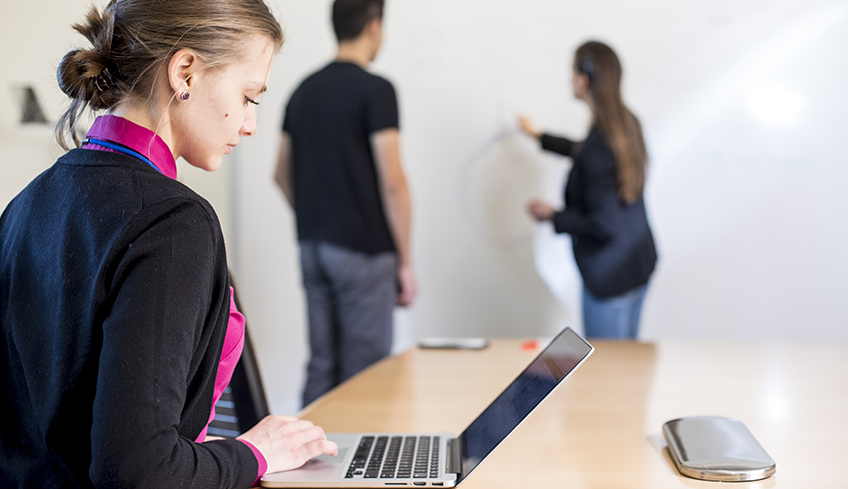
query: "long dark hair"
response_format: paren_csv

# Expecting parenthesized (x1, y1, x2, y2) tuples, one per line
(575, 41, 647, 204)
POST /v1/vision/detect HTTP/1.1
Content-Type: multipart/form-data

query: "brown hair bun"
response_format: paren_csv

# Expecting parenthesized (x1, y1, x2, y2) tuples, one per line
(57, 48, 117, 110)
(54, 0, 284, 150)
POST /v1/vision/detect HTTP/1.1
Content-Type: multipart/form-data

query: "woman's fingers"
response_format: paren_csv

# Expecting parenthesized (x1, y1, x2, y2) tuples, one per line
(238, 415, 338, 474)
(518, 115, 539, 138)
(300, 437, 339, 462)
(527, 200, 554, 221)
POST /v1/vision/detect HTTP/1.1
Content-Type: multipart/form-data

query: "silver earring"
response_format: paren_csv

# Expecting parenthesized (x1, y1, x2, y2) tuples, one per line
(181, 91, 190, 101)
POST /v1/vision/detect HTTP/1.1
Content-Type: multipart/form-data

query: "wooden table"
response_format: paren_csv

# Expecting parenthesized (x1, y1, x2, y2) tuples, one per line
(299, 339, 848, 488)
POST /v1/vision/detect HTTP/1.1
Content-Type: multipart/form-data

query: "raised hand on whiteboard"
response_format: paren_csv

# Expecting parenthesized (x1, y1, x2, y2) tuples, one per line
(518, 115, 541, 139)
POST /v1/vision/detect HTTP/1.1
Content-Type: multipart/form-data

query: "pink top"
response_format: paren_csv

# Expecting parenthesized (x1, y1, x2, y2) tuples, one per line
(84, 115, 267, 484)
(85, 115, 178, 179)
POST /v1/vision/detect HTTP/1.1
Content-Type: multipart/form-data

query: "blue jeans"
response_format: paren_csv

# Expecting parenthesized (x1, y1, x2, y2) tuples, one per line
(582, 282, 649, 339)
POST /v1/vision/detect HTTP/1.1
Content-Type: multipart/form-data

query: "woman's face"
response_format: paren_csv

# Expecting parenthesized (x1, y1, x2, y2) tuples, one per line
(173, 35, 275, 172)
(572, 68, 589, 101)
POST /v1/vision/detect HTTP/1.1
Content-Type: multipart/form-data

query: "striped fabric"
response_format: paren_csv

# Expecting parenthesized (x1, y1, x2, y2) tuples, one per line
(207, 386, 242, 438)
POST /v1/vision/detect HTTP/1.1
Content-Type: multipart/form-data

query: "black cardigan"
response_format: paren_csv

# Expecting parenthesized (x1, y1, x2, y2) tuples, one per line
(0, 149, 258, 488)
(541, 128, 657, 298)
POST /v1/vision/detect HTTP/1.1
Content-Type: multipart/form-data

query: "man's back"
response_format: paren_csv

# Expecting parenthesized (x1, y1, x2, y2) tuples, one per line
(276, 0, 417, 406)
(284, 61, 398, 254)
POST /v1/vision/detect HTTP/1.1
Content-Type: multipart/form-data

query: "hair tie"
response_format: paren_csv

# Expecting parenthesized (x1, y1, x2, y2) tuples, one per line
(92, 67, 114, 92)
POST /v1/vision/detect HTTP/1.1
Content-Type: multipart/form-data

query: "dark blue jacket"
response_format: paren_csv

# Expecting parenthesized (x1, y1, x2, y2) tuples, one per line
(542, 128, 657, 298)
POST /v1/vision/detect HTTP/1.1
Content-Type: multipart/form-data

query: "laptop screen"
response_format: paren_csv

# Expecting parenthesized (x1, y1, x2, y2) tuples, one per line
(456, 327, 593, 482)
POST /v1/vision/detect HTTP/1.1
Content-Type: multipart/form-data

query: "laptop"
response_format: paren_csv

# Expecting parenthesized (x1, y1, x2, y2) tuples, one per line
(261, 327, 593, 488)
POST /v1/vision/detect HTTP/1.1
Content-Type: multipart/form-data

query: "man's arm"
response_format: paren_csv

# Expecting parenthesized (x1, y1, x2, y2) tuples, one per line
(371, 128, 417, 307)
(274, 132, 294, 207)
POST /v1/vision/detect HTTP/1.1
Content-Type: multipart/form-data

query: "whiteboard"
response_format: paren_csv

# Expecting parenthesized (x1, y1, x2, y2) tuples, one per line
(341, 0, 848, 340)
(364, 0, 848, 341)
(227, 0, 848, 412)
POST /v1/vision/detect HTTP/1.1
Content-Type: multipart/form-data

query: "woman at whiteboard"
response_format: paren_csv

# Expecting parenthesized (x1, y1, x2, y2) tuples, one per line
(520, 41, 657, 339)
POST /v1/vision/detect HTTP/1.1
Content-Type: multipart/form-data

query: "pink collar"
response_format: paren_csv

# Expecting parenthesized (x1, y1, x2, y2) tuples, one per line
(85, 115, 178, 180)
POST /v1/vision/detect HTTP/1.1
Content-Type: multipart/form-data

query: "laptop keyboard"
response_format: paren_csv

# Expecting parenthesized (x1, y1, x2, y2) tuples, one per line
(345, 435, 441, 479)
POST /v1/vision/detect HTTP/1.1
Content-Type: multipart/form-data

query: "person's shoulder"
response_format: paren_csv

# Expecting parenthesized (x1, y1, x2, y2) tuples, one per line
(322, 62, 394, 87)
(363, 71, 397, 104)
(288, 62, 337, 97)
(6, 151, 222, 257)
(578, 128, 616, 169)
(364, 70, 395, 91)
(64, 150, 221, 237)
(303, 62, 336, 81)
(299, 62, 361, 85)
(125, 173, 225, 262)
(583, 128, 613, 155)
(324, 62, 393, 87)
(363, 67, 393, 84)
(584, 127, 606, 145)
(136, 169, 220, 231)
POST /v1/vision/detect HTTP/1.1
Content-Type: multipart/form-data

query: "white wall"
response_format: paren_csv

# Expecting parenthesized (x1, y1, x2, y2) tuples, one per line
(3, 0, 847, 417)
(0, 0, 234, 239)
(0, 1, 74, 210)
(233, 0, 848, 414)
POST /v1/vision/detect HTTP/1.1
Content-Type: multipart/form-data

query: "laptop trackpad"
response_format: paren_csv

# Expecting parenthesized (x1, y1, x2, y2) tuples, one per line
(262, 447, 349, 483)
(307, 447, 348, 466)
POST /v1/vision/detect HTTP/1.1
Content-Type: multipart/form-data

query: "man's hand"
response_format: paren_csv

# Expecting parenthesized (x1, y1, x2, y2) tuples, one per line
(396, 263, 417, 307)
(372, 129, 417, 307)
(238, 415, 338, 474)
(274, 133, 294, 207)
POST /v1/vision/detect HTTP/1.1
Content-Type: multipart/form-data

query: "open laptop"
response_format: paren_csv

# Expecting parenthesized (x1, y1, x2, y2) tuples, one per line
(261, 327, 593, 488)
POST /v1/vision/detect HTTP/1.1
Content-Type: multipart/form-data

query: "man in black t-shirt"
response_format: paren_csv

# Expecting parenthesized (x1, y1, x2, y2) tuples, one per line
(275, 0, 416, 407)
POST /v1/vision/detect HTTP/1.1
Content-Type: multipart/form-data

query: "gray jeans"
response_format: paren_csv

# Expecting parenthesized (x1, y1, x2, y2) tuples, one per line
(299, 240, 397, 407)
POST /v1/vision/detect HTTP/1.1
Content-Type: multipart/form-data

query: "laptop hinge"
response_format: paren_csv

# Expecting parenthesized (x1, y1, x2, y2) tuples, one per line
(447, 438, 461, 475)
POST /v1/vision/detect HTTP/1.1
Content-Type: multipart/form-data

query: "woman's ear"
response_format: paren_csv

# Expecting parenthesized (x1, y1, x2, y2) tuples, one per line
(574, 72, 591, 98)
(168, 49, 199, 97)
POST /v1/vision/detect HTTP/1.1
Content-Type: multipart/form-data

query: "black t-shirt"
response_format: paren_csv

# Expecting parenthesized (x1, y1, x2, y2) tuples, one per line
(283, 61, 399, 254)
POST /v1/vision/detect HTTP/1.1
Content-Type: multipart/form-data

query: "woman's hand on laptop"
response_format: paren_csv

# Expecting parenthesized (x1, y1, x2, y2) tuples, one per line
(238, 415, 339, 473)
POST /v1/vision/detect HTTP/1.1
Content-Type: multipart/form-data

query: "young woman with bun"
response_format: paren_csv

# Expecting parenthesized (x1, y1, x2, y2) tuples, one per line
(520, 41, 657, 339)
(0, 1, 336, 486)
